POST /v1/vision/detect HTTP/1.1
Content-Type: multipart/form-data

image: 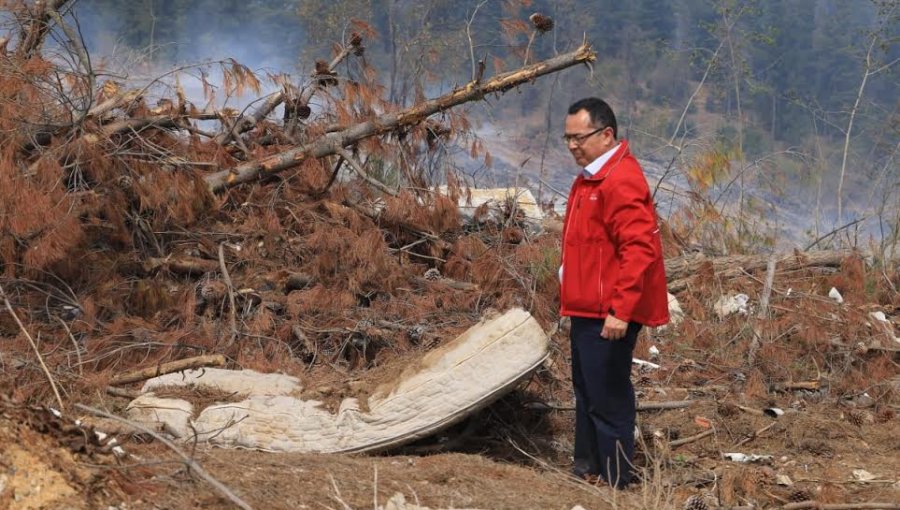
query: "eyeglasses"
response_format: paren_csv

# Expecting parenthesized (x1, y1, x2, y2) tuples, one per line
(562, 127, 607, 146)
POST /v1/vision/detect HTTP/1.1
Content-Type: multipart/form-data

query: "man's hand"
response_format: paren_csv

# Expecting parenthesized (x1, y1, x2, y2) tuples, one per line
(601, 314, 628, 340)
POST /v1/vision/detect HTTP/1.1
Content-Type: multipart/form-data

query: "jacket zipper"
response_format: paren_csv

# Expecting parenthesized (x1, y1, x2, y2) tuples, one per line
(561, 186, 583, 310)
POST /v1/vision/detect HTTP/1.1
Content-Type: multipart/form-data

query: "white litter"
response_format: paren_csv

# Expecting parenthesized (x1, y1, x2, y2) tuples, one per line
(776, 474, 794, 486)
(713, 294, 750, 319)
(828, 287, 844, 304)
(852, 469, 877, 482)
(723, 453, 773, 463)
(648, 345, 660, 359)
(870, 311, 888, 323)
(868, 311, 899, 344)
(633, 358, 661, 370)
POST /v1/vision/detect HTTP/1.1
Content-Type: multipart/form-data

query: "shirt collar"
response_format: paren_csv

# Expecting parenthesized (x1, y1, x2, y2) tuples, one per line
(583, 142, 621, 177)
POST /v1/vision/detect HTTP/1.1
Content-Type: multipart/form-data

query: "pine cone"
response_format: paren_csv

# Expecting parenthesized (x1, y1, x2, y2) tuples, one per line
(716, 401, 739, 417)
(424, 268, 441, 281)
(846, 409, 866, 426)
(349, 32, 365, 56)
(788, 489, 811, 502)
(314, 60, 338, 86)
(529, 13, 554, 34)
(683, 495, 709, 510)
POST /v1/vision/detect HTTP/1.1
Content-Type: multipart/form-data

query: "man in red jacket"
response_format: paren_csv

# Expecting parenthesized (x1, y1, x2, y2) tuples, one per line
(560, 98, 669, 488)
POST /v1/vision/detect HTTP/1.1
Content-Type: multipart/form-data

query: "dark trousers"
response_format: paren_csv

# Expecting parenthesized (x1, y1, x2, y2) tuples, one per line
(570, 316, 642, 488)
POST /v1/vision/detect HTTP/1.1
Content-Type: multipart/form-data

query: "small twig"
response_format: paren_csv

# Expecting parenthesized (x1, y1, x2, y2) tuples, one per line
(312, 156, 345, 197)
(372, 464, 379, 510)
(734, 421, 777, 447)
(669, 428, 715, 448)
(757, 254, 777, 319)
(805, 217, 867, 250)
(524, 400, 696, 412)
(465, 1, 489, 82)
(736, 404, 765, 416)
(335, 148, 398, 196)
(773, 380, 820, 392)
(75, 404, 253, 510)
(55, 316, 82, 376)
(0, 283, 65, 411)
(109, 354, 227, 386)
(218, 243, 238, 348)
(327, 473, 353, 510)
(638, 400, 696, 411)
(524, 30, 538, 66)
(105, 386, 139, 399)
(536, 176, 570, 201)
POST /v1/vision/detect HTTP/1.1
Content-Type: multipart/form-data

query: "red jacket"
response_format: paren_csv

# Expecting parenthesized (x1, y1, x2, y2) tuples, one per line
(560, 140, 670, 326)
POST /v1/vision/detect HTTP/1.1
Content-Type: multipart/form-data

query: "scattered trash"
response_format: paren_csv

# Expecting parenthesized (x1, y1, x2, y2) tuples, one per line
(649, 345, 660, 359)
(828, 287, 844, 304)
(633, 358, 661, 370)
(852, 469, 877, 482)
(723, 453, 773, 463)
(776, 474, 794, 486)
(870, 310, 889, 322)
(694, 416, 712, 429)
(868, 311, 900, 343)
(713, 294, 750, 319)
(764, 407, 785, 418)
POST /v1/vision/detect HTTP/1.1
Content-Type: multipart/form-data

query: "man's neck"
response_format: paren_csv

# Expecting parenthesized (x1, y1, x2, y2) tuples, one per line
(583, 142, 621, 176)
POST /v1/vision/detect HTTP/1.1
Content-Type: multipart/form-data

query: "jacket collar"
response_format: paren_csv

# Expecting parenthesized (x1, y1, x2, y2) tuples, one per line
(580, 139, 630, 182)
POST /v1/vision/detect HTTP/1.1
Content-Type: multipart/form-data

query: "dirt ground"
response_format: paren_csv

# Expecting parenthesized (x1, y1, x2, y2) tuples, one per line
(2, 335, 898, 510)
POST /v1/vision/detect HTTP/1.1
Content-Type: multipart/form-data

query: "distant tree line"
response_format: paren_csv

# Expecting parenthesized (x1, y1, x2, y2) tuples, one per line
(77, 0, 896, 163)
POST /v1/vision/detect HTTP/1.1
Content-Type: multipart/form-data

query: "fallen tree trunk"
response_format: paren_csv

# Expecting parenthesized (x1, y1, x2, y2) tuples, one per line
(203, 43, 596, 192)
(667, 249, 853, 294)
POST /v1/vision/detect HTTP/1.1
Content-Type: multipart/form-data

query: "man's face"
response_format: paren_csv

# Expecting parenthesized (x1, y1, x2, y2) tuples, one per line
(564, 109, 615, 167)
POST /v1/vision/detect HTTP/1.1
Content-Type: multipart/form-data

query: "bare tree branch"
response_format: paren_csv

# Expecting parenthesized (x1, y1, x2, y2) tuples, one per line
(204, 44, 596, 192)
(15, 0, 72, 60)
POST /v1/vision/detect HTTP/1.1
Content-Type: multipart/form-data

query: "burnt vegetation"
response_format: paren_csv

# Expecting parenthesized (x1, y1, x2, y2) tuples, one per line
(0, 1, 898, 509)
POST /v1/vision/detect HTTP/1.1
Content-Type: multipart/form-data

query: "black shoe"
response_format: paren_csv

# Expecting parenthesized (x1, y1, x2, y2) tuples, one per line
(571, 469, 605, 485)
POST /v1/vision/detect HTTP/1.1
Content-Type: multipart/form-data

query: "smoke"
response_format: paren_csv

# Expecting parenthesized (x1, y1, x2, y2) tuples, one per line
(65, 1, 308, 112)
